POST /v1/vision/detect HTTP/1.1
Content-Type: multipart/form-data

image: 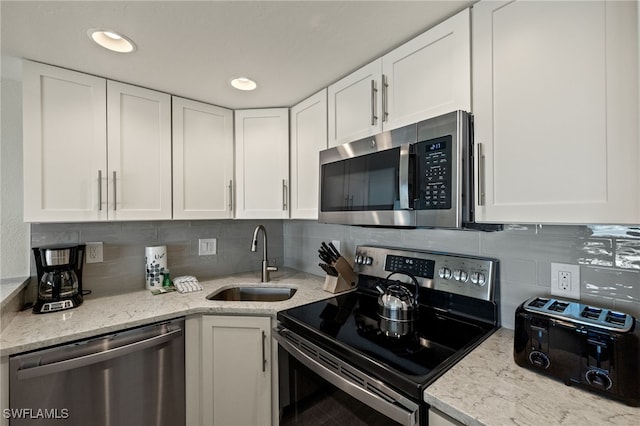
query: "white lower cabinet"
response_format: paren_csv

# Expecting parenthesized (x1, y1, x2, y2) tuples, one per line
(428, 408, 464, 426)
(186, 315, 273, 426)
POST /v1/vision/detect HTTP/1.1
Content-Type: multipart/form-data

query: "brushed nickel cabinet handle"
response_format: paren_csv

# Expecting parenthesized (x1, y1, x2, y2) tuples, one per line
(98, 170, 103, 211)
(113, 171, 117, 211)
(382, 74, 388, 122)
(228, 180, 233, 211)
(370, 79, 378, 126)
(477, 143, 486, 206)
(261, 331, 267, 372)
(282, 179, 288, 211)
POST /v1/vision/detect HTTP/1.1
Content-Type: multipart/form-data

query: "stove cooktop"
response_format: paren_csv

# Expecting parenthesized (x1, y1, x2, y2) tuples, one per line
(278, 245, 500, 399)
(278, 289, 495, 399)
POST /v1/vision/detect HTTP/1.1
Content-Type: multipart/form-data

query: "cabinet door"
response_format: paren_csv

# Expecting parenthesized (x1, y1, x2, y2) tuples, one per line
(107, 81, 172, 220)
(172, 97, 234, 219)
(327, 59, 382, 146)
(235, 109, 289, 219)
(290, 89, 328, 219)
(22, 61, 107, 222)
(473, 0, 639, 224)
(382, 8, 471, 131)
(201, 316, 271, 426)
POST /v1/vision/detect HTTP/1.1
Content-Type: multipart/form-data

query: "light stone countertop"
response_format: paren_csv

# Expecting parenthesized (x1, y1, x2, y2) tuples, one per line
(0, 277, 29, 309)
(0, 269, 334, 357)
(424, 327, 640, 426)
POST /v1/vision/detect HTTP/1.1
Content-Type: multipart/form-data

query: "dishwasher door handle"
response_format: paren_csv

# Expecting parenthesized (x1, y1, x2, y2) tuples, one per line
(16, 328, 183, 381)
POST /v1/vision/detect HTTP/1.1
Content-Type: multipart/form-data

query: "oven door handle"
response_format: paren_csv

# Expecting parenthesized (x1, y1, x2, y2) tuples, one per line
(274, 327, 419, 426)
(398, 142, 411, 210)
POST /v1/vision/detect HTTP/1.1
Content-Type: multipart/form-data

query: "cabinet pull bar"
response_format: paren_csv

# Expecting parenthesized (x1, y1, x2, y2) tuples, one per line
(261, 331, 267, 372)
(228, 180, 233, 211)
(282, 179, 288, 211)
(113, 171, 117, 211)
(477, 143, 486, 206)
(370, 79, 378, 126)
(382, 74, 389, 122)
(98, 170, 103, 211)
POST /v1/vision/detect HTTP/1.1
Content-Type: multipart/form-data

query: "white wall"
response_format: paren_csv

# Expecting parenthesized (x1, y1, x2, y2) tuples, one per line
(1, 59, 30, 279)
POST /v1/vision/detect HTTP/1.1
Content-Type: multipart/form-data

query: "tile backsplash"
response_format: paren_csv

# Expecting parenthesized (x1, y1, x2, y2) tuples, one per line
(283, 221, 640, 329)
(30, 220, 639, 329)
(30, 220, 284, 298)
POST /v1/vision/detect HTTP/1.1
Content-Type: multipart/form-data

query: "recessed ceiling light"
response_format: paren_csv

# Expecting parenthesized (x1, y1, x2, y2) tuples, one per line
(88, 29, 136, 53)
(230, 77, 257, 91)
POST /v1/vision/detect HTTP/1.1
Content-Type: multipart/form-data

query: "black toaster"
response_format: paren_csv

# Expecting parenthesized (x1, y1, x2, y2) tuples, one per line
(514, 297, 640, 406)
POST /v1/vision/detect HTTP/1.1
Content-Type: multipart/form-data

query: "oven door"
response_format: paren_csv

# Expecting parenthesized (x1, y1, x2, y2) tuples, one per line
(274, 326, 421, 426)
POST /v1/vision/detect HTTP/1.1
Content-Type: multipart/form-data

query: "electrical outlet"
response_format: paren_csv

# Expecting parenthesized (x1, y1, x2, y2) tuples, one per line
(550, 262, 580, 299)
(198, 238, 217, 256)
(86, 242, 103, 263)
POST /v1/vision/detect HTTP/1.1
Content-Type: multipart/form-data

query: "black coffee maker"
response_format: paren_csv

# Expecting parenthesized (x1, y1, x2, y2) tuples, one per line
(32, 244, 85, 313)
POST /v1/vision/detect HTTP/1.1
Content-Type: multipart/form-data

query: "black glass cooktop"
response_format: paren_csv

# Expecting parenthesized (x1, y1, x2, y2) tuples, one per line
(277, 288, 496, 398)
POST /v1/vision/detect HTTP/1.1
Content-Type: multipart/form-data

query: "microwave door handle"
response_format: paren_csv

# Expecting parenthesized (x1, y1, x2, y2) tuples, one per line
(398, 143, 410, 210)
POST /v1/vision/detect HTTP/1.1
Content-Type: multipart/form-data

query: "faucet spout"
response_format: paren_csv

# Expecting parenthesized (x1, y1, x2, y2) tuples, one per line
(250, 225, 278, 282)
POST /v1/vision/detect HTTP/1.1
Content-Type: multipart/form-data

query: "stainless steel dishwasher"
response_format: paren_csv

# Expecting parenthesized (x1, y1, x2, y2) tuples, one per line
(9, 318, 185, 426)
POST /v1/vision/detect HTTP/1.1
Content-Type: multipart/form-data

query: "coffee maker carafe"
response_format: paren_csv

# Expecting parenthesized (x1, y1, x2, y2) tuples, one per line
(32, 244, 85, 313)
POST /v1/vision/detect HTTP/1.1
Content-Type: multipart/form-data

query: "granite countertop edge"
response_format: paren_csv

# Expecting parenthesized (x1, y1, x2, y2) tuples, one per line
(423, 328, 640, 426)
(0, 269, 335, 357)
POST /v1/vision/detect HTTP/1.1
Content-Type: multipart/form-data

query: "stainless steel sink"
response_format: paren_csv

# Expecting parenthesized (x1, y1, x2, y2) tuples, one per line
(207, 285, 297, 302)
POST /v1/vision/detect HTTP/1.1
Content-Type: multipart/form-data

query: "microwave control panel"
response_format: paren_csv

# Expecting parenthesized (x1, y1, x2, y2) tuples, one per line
(415, 136, 452, 210)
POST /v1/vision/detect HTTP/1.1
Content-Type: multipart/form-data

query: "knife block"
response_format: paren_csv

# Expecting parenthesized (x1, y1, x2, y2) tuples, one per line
(323, 257, 357, 294)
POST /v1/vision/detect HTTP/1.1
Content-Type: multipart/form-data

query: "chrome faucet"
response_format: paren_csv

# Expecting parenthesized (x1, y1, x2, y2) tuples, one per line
(250, 225, 278, 282)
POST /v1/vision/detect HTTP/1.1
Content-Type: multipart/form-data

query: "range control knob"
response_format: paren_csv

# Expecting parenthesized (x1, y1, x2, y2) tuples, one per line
(470, 272, 487, 286)
(528, 351, 550, 369)
(355, 255, 373, 265)
(585, 369, 613, 390)
(453, 269, 469, 282)
(438, 267, 452, 280)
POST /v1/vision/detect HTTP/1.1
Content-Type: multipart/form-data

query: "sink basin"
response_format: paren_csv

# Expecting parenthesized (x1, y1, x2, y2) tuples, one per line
(207, 285, 297, 302)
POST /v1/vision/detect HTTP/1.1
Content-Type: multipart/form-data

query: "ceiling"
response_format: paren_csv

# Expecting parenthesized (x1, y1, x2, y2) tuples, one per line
(1, 1, 475, 109)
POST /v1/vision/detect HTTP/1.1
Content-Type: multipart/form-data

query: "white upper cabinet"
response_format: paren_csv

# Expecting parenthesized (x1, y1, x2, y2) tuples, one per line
(107, 81, 172, 220)
(473, 0, 639, 224)
(382, 8, 470, 131)
(172, 97, 234, 220)
(328, 59, 382, 147)
(235, 109, 289, 219)
(23, 61, 107, 222)
(290, 89, 328, 219)
(327, 8, 471, 147)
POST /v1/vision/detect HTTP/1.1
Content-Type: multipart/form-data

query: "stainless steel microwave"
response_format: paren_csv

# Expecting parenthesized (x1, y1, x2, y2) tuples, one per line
(319, 110, 475, 228)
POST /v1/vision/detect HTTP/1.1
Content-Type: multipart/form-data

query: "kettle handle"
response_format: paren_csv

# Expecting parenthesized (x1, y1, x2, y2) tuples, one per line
(384, 271, 420, 305)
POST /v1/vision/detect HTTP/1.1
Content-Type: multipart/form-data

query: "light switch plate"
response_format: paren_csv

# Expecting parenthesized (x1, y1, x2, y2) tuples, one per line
(198, 238, 217, 256)
(550, 262, 580, 299)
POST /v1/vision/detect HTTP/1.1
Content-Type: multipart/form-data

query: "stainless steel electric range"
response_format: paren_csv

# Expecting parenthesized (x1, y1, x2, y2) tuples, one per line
(274, 245, 500, 426)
